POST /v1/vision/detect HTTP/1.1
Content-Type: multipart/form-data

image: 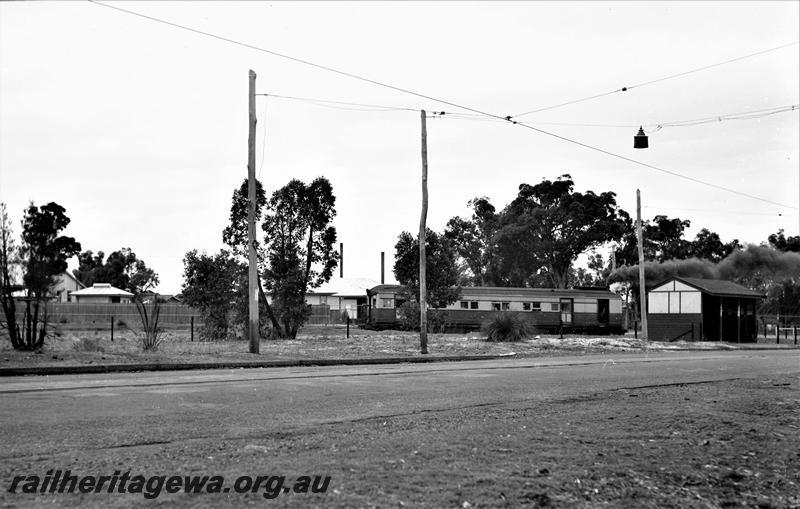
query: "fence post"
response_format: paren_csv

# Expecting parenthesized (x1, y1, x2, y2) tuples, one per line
(347, 317, 350, 339)
(111, 316, 114, 342)
(634, 321, 638, 339)
(191, 316, 194, 342)
(777, 324, 780, 345)
(794, 325, 797, 345)
(764, 322, 767, 339)
(691, 322, 694, 341)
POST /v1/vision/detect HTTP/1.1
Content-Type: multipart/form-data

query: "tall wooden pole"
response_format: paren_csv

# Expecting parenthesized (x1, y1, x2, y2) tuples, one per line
(636, 189, 648, 340)
(419, 110, 429, 354)
(248, 70, 259, 354)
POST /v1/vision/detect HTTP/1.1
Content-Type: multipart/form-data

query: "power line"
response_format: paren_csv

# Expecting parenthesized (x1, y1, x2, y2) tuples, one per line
(511, 119, 798, 210)
(87, 0, 798, 211)
(87, 1, 504, 121)
(263, 94, 797, 129)
(258, 93, 418, 112)
(643, 205, 787, 217)
(511, 41, 799, 119)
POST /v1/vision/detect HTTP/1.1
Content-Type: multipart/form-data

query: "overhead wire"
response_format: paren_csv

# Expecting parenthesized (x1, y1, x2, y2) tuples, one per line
(643, 206, 787, 217)
(258, 93, 418, 112)
(87, 0, 800, 211)
(87, 1, 507, 121)
(511, 41, 799, 119)
(263, 94, 798, 129)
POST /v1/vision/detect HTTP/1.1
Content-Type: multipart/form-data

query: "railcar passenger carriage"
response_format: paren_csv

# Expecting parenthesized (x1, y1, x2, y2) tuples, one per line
(363, 285, 625, 334)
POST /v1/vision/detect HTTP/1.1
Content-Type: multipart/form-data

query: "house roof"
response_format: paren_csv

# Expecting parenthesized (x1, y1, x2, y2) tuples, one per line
(70, 283, 134, 297)
(367, 284, 406, 295)
(664, 277, 764, 299)
(310, 278, 380, 298)
(61, 271, 86, 288)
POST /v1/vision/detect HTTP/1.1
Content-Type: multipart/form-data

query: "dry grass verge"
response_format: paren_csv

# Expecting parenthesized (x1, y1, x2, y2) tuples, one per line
(0, 325, 793, 369)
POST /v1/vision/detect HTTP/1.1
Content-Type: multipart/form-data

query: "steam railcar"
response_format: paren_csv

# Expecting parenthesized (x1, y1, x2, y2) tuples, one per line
(364, 285, 625, 334)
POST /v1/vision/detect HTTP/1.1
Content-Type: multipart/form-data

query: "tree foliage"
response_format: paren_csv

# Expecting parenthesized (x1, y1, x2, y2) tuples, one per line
(261, 178, 339, 338)
(444, 198, 499, 286)
(394, 228, 461, 308)
(493, 175, 628, 288)
(73, 248, 159, 294)
(224, 177, 339, 339)
(614, 217, 740, 266)
(181, 249, 247, 340)
(0, 203, 22, 347)
(768, 229, 800, 253)
(1, 202, 81, 350)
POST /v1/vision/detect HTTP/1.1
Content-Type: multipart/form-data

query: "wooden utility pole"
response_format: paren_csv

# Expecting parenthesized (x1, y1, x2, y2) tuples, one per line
(247, 70, 259, 354)
(636, 189, 648, 340)
(419, 110, 429, 354)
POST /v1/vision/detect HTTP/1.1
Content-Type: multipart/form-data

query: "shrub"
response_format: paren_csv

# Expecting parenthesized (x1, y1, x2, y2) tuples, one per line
(134, 298, 166, 351)
(396, 301, 448, 332)
(481, 312, 532, 342)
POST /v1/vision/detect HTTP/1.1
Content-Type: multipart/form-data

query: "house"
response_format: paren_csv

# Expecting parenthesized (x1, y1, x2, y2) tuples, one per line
(137, 291, 182, 304)
(69, 283, 134, 304)
(9, 271, 85, 302)
(647, 277, 764, 342)
(52, 272, 85, 302)
(307, 277, 379, 319)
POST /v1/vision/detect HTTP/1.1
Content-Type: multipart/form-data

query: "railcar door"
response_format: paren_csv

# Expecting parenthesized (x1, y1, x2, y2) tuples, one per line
(597, 299, 610, 325)
(559, 298, 573, 325)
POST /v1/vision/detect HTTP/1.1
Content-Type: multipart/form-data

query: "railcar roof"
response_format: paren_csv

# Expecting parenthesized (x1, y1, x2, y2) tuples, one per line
(367, 284, 618, 299)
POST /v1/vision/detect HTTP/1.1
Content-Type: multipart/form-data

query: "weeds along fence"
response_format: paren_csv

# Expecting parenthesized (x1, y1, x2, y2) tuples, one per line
(16, 303, 203, 330)
(12, 302, 344, 330)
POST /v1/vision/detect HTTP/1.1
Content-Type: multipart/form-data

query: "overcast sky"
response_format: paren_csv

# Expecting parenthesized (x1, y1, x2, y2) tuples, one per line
(1, 1, 798, 293)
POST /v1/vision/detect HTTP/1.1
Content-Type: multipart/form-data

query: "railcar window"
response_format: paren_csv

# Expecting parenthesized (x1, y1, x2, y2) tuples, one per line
(470, 301, 479, 309)
(491, 302, 502, 311)
(381, 298, 395, 308)
(460, 301, 469, 309)
(522, 302, 531, 311)
(502, 302, 510, 310)
(531, 301, 541, 311)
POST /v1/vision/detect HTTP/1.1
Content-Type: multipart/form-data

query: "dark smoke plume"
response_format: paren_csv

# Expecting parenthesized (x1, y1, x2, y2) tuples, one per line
(609, 244, 800, 290)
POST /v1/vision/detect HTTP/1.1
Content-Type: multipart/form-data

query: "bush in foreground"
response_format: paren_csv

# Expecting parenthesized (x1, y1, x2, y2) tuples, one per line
(481, 312, 532, 342)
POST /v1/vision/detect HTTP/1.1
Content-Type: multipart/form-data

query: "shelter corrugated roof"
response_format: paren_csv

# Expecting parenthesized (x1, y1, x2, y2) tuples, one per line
(671, 277, 764, 298)
(70, 283, 134, 297)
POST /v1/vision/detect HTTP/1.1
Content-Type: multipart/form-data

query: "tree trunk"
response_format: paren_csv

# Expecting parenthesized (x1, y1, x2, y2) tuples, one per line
(257, 279, 284, 336)
(302, 226, 314, 296)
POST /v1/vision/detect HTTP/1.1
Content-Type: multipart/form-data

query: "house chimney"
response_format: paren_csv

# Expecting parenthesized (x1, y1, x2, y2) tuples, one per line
(381, 251, 385, 284)
(339, 243, 343, 278)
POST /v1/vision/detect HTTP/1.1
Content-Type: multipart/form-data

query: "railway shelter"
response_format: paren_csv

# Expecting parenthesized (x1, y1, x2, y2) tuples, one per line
(647, 277, 764, 342)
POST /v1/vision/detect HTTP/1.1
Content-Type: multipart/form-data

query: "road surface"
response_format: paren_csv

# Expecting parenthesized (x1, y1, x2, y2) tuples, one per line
(2, 350, 799, 507)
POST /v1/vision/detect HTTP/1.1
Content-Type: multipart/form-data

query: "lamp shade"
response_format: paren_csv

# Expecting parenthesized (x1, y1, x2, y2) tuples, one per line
(633, 126, 648, 149)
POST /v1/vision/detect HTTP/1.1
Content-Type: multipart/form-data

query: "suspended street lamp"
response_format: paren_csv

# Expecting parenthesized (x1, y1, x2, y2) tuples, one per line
(633, 126, 649, 149)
